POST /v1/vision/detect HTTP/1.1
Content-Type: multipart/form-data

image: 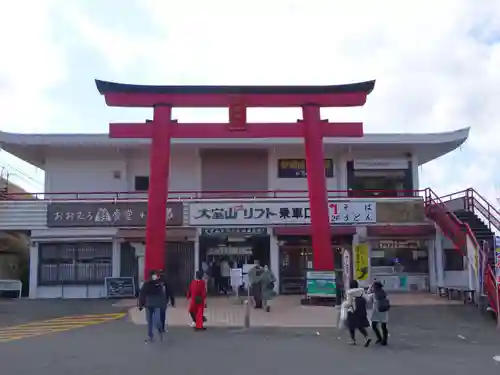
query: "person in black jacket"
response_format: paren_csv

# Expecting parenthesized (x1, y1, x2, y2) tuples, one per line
(138, 270, 168, 342)
(158, 270, 175, 332)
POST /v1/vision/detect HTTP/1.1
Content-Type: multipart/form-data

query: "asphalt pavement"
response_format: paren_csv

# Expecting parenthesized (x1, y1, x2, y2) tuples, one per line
(0, 298, 127, 327)
(0, 299, 499, 374)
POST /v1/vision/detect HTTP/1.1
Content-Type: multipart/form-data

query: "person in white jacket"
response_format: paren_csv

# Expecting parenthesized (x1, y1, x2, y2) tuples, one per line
(344, 280, 372, 346)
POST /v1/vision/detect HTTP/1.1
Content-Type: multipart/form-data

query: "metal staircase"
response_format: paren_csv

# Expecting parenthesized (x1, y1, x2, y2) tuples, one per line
(431, 188, 499, 319)
(454, 210, 494, 267)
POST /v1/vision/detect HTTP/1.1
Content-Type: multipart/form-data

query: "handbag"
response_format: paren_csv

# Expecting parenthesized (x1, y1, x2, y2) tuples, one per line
(338, 301, 349, 329)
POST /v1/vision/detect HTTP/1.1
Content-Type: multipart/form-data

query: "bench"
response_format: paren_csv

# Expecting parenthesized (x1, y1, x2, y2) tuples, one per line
(0, 279, 22, 298)
(437, 285, 475, 304)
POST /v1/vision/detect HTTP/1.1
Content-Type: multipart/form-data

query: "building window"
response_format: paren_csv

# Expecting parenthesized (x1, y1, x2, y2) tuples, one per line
(443, 249, 464, 271)
(349, 170, 409, 197)
(38, 242, 112, 285)
(134, 176, 149, 191)
(277, 159, 334, 178)
(370, 240, 429, 274)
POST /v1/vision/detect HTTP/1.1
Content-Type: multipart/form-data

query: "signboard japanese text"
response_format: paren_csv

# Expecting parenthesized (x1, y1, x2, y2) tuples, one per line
(354, 243, 369, 281)
(201, 227, 267, 236)
(278, 159, 334, 178)
(188, 201, 376, 226)
(47, 202, 183, 227)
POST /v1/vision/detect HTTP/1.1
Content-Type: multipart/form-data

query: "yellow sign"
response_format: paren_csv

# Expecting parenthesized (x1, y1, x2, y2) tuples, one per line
(354, 244, 369, 281)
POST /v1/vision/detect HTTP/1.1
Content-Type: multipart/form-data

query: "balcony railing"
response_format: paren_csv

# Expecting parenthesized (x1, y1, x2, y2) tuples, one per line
(0, 189, 424, 202)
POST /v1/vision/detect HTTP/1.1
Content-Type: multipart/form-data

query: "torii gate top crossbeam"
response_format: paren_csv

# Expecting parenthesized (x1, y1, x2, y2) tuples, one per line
(95, 80, 375, 108)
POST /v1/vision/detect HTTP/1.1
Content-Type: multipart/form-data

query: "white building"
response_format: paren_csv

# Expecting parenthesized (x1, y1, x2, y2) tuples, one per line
(0, 127, 484, 299)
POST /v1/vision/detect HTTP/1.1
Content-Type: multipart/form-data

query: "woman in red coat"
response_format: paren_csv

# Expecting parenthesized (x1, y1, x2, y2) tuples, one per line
(187, 270, 207, 330)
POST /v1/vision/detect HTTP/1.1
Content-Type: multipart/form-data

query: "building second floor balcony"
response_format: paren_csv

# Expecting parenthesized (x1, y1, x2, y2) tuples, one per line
(1, 188, 423, 201)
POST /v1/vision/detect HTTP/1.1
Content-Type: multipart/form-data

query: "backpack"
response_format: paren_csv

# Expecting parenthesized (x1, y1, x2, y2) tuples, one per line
(377, 297, 391, 312)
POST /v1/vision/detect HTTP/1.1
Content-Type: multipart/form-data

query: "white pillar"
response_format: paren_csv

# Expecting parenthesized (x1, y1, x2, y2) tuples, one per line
(411, 153, 419, 193)
(269, 231, 280, 293)
(428, 239, 437, 292)
(435, 227, 445, 287)
(465, 236, 476, 291)
(338, 155, 348, 195)
(194, 228, 200, 274)
(130, 242, 145, 286)
(28, 242, 38, 299)
(112, 240, 121, 277)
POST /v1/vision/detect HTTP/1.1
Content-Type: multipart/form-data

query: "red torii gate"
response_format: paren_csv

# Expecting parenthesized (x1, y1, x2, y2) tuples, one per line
(95, 80, 375, 278)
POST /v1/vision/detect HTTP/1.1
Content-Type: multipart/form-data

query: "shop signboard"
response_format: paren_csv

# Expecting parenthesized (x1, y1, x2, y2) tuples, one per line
(353, 158, 409, 170)
(277, 158, 334, 178)
(306, 271, 336, 297)
(200, 227, 267, 236)
(354, 243, 369, 281)
(188, 201, 376, 226)
(104, 277, 136, 298)
(47, 202, 183, 227)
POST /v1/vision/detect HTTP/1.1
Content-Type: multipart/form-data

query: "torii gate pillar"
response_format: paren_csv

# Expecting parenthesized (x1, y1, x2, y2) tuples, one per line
(145, 105, 172, 278)
(302, 105, 332, 270)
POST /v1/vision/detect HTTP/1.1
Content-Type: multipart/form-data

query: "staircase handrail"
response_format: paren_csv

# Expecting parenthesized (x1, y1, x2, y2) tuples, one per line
(465, 188, 500, 232)
(468, 197, 500, 233)
(464, 222, 481, 254)
(424, 188, 468, 254)
(466, 188, 500, 217)
(429, 188, 498, 316)
(438, 189, 470, 203)
(483, 263, 498, 314)
(424, 188, 463, 225)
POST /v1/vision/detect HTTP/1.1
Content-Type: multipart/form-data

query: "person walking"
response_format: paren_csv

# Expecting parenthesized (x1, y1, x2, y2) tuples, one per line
(344, 280, 372, 347)
(248, 261, 265, 309)
(187, 270, 207, 331)
(138, 270, 167, 343)
(261, 265, 276, 312)
(368, 281, 390, 346)
(158, 270, 176, 333)
(220, 257, 231, 295)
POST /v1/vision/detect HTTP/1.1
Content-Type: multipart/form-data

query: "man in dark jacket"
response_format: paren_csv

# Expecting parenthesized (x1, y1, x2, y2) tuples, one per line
(138, 270, 168, 342)
(158, 270, 175, 332)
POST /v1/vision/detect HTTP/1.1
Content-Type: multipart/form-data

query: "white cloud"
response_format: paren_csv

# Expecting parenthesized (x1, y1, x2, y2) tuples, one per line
(3, 0, 500, 204)
(0, 0, 68, 133)
(0, 0, 68, 189)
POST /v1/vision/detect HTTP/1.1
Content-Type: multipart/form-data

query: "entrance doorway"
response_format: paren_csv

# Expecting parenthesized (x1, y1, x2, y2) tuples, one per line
(278, 235, 351, 294)
(199, 231, 270, 295)
(164, 242, 195, 296)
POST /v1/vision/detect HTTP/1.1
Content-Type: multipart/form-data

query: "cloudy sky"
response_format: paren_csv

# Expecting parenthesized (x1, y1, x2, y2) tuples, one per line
(1, 0, 499, 204)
